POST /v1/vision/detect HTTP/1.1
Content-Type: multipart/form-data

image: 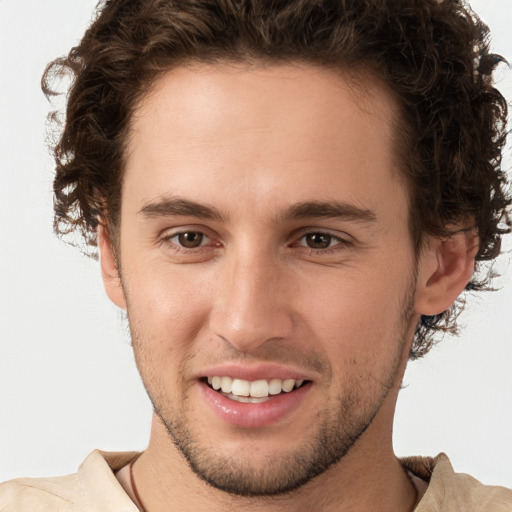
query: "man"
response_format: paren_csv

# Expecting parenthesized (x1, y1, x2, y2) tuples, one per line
(1, 0, 511, 510)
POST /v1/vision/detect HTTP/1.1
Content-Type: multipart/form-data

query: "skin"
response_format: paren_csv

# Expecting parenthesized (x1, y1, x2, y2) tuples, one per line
(99, 62, 477, 511)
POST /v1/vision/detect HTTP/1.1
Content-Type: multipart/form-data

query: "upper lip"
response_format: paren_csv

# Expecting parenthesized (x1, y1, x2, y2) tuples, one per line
(198, 363, 312, 382)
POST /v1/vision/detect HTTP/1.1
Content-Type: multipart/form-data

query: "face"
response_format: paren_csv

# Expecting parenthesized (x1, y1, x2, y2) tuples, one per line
(111, 63, 420, 496)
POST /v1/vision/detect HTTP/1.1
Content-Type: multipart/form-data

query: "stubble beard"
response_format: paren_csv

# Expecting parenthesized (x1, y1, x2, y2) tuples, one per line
(129, 282, 417, 497)
(153, 387, 385, 497)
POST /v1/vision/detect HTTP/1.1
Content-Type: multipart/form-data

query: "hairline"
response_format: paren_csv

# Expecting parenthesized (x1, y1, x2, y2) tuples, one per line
(106, 57, 422, 255)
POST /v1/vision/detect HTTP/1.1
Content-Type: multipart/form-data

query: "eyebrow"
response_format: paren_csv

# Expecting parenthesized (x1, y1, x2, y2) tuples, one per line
(280, 200, 377, 223)
(138, 197, 377, 224)
(139, 197, 225, 222)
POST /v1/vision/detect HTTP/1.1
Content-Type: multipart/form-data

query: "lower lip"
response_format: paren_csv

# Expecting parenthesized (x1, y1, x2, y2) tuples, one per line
(201, 381, 311, 428)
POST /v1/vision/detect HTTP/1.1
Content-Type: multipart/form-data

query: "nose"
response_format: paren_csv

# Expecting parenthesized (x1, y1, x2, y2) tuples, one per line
(208, 247, 295, 352)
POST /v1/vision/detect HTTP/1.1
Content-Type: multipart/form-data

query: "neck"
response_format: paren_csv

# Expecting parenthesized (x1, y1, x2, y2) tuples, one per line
(131, 320, 420, 512)
(132, 408, 417, 512)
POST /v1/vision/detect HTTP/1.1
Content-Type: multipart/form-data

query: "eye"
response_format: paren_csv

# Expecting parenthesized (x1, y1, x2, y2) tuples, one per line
(302, 232, 336, 249)
(160, 227, 220, 262)
(299, 232, 344, 250)
(169, 231, 210, 249)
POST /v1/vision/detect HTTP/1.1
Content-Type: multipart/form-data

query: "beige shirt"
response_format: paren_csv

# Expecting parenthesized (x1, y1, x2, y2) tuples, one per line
(1, 450, 511, 511)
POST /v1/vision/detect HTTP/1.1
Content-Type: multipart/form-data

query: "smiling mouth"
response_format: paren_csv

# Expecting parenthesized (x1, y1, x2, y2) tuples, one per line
(204, 376, 308, 403)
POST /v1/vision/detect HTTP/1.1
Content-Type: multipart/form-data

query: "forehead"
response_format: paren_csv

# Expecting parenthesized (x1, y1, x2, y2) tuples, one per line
(130, 62, 398, 150)
(123, 62, 406, 221)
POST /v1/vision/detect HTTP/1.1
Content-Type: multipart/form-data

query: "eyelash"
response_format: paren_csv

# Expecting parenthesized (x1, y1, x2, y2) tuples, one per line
(160, 229, 352, 255)
(294, 231, 352, 255)
(162, 231, 216, 254)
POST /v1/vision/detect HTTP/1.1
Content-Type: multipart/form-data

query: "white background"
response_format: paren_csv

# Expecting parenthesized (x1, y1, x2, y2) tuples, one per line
(0, 0, 511, 486)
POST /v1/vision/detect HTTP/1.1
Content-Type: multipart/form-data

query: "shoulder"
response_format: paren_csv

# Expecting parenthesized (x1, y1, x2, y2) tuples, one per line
(404, 453, 512, 512)
(0, 450, 140, 512)
(429, 453, 512, 511)
(0, 473, 85, 512)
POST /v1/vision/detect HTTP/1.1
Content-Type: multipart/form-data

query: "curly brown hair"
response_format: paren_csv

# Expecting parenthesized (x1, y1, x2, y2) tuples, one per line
(42, 0, 511, 358)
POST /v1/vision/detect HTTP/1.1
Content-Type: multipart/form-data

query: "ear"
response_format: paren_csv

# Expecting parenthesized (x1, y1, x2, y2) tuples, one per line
(97, 223, 127, 310)
(415, 230, 479, 315)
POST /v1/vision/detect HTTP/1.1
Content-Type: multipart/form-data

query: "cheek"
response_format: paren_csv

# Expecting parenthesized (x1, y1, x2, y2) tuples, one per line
(125, 268, 212, 398)
(123, 262, 213, 350)
(296, 263, 413, 359)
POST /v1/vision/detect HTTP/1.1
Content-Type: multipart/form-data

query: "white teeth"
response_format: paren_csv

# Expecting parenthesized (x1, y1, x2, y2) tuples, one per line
(250, 379, 269, 398)
(281, 379, 296, 393)
(228, 394, 270, 403)
(268, 379, 282, 395)
(207, 376, 306, 398)
(231, 378, 250, 396)
(212, 376, 222, 390)
(221, 376, 233, 393)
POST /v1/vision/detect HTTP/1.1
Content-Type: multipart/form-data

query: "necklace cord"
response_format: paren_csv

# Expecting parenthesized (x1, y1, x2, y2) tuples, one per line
(129, 455, 148, 512)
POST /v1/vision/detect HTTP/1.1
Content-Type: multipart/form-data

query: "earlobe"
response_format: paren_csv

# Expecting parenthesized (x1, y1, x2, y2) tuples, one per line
(415, 230, 479, 316)
(97, 223, 127, 310)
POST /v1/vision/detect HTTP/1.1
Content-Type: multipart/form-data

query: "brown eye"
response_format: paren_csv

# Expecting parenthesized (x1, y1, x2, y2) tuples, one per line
(177, 232, 204, 248)
(304, 233, 333, 249)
